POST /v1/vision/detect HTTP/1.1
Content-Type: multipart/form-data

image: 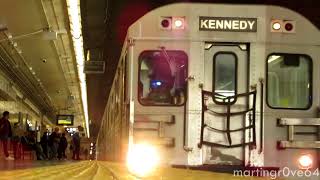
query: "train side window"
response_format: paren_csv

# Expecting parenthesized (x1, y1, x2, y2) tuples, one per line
(213, 52, 237, 104)
(138, 50, 188, 106)
(267, 54, 312, 109)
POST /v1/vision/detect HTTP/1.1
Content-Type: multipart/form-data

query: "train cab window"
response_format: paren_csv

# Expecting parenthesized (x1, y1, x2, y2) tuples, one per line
(267, 54, 312, 109)
(138, 50, 188, 106)
(213, 52, 237, 103)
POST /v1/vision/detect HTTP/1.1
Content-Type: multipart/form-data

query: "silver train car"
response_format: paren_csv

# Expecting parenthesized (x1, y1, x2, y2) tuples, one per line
(96, 2, 320, 177)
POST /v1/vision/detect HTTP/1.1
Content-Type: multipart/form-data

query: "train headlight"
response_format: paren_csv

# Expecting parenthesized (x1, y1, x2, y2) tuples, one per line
(172, 17, 185, 30)
(160, 17, 185, 30)
(175, 20, 183, 27)
(298, 154, 313, 169)
(127, 143, 159, 177)
(271, 20, 295, 33)
(271, 20, 283, 32)
(272, 22, 281, 30)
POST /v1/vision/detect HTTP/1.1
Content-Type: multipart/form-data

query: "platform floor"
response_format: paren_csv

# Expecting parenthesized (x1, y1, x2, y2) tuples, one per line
(0, 161, 272, 180)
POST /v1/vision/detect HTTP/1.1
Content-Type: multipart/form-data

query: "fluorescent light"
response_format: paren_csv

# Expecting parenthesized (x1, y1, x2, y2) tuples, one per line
(66, 0, 90, 138)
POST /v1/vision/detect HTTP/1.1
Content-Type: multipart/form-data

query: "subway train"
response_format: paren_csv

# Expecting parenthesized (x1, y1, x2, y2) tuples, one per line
(96, 3, 320, 177)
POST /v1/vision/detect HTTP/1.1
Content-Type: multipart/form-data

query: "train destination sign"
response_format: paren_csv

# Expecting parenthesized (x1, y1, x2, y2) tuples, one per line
(199, 17, 257, 32)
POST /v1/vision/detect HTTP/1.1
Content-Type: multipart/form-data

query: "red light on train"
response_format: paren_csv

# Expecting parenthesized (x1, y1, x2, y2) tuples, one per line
(160, 17, 185, 30)
(283, 20, 296, 33)
(160, 17, 172, 30)
(271, 20, 295, 33)
(161, 19, 170, 28)
(284, 23, 293, 31)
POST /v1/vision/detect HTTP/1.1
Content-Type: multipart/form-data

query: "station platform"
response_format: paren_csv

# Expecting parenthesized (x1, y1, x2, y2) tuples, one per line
(0, 160, 272, 180)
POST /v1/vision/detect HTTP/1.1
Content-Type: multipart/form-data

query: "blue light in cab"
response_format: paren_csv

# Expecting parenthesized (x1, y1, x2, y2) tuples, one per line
(151, 80, 162, 88)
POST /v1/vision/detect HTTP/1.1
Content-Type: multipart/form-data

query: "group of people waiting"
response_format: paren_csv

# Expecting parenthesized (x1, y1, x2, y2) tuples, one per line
(40, 127, 81, 160)
(0, 111, 81, 161)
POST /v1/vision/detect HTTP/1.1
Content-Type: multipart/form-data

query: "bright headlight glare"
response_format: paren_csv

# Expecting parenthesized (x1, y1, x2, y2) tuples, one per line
(298, 154, 313, 169)
(127, 143, 159, 177)
(172, 17, 185, 29)
(272, 22, 281, 30)
(174, 19, 183, 27)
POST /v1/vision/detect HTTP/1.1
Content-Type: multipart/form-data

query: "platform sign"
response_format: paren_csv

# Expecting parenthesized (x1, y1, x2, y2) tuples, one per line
(84, 61, 105, 74)
(199, 17, 257, 32)
(56, 115, 74, 126)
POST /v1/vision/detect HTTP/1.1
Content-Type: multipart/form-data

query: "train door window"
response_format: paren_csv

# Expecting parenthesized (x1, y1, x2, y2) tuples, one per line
(138, 50, 188, 106)
(267, 54, 312, 109)
(213, 52, 237, 103)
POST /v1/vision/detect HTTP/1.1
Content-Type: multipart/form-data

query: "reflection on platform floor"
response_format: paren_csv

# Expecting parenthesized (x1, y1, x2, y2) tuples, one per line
(0, 161, 271, 180)
(0, 160, 71, 171)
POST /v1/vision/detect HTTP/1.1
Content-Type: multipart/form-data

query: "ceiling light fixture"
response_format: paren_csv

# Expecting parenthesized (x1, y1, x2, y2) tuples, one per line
(66, 0, 89, 138)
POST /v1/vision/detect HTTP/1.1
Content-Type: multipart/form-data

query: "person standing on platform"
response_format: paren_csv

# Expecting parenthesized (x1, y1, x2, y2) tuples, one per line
(0, 111, 14, 160)
(64, 129, 72, 159)
(72, 132, 81, 160)
(12, 122, 24, 159)
(58, 133, 68, 160)
(21, 131, 46, 160)
(40, 131, 49, 159)
(48, 127, 59, 160)
(84, 148, 88, 160)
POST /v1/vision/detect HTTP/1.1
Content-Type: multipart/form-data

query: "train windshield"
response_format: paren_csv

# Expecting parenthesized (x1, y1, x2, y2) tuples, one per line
(267, 54, 312, 109)
(139, 50, 188, 106)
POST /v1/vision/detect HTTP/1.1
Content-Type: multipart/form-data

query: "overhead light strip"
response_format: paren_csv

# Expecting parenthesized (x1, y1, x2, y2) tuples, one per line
(66, 0, 89, 137)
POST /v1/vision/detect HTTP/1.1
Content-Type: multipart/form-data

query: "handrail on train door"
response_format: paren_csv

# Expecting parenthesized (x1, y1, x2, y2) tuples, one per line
(259, 78, 264, 154)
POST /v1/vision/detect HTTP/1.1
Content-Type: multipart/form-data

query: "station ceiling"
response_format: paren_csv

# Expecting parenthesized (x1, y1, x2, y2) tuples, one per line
(0, 0, 85, 127)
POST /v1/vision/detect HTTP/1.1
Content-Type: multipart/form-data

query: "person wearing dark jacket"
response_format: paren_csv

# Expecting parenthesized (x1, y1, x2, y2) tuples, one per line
(12, 122, 23, 159)
(58, 133, 68, 159)
(21, 131, 45, 160)
(72, 132, 81, 160)
(48, 127, 60, 160)
(0, 111, 14, 160)
(40, 132, 49, 159)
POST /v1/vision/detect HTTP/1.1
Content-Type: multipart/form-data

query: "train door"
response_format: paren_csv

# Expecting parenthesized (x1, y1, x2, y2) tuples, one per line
(200, 43, 256, 166)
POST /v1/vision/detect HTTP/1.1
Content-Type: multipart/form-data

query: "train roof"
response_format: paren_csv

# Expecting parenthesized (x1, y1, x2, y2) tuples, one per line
(127, 3, 320, 45)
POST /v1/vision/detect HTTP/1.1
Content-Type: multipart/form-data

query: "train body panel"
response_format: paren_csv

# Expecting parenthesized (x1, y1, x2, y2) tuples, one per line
(97, 3, 320, 177)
